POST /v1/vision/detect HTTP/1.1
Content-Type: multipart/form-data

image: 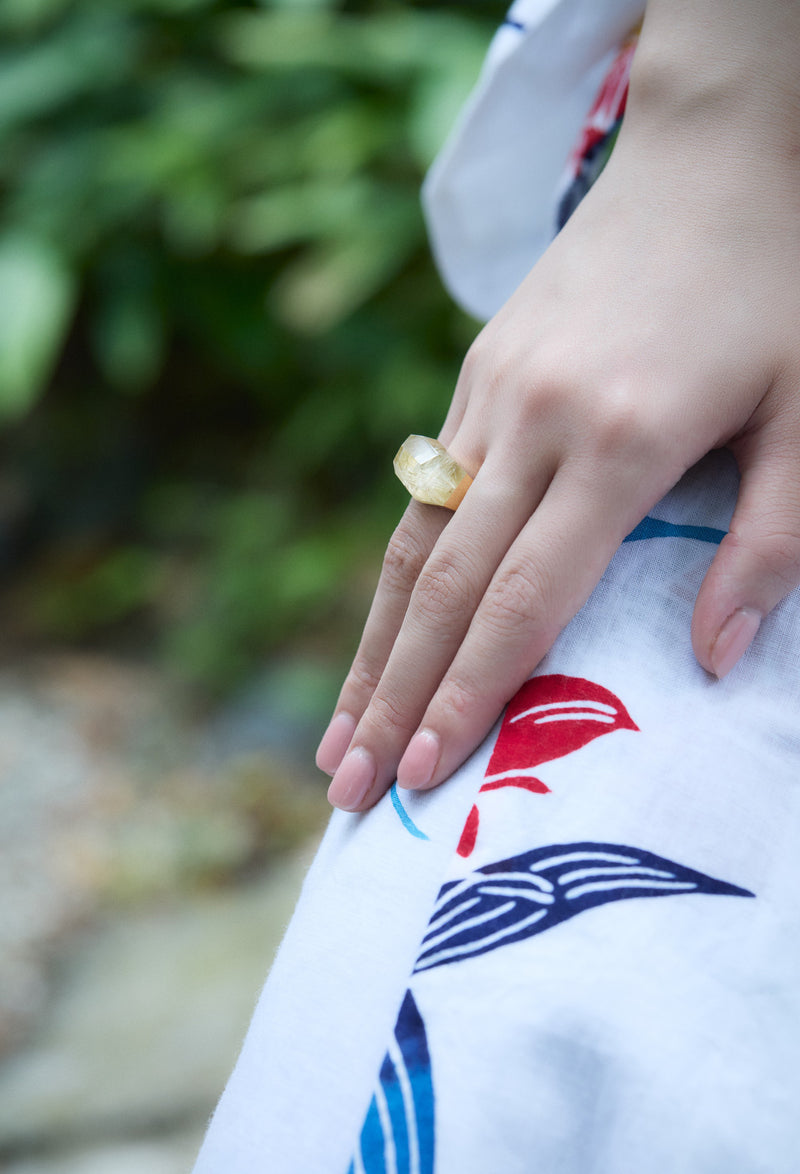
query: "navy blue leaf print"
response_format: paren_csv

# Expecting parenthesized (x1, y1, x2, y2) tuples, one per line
(348, 990, 435, 1174)
(414, 842, 754, 973)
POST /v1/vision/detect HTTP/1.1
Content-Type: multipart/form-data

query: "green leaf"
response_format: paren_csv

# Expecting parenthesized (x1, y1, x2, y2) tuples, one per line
(92, 289, 165, 393)
(271, 194, 423, 333)
(0, 14, 140, 132)
(229, 177, 375, 255)
(0, 232, 75, 417)
(30, 546, 162, 638)
(0, 0, 73, 36)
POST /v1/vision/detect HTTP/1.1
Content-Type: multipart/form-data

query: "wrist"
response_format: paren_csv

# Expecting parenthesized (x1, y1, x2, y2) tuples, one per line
(623, 2, 800, 158)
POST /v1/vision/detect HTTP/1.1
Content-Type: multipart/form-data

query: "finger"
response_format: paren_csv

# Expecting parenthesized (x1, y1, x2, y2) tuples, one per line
(326, 452, 556, 809)
(692, 411, 800, 677)
(318, 426, 484, 775)
(318, 420, 489, 777)
(395, 465, 639, 791)
(316, 499, 450, 774)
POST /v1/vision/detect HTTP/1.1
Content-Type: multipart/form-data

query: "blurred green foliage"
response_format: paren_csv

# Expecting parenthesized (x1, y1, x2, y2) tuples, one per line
(0, 0, 499, 690)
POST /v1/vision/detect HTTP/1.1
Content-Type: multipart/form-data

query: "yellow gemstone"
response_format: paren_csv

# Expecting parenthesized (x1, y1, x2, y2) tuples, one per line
(393, 435, 469, 508)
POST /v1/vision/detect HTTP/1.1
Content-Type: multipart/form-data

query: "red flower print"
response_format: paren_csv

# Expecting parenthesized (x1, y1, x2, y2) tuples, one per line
(457, 675, 638, 858)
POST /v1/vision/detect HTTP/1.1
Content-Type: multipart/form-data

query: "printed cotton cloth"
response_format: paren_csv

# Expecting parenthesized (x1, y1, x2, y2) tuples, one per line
(194, 452, 800, 1174)
(422, 0, 645, 320)
(193, 3, 800, 1171)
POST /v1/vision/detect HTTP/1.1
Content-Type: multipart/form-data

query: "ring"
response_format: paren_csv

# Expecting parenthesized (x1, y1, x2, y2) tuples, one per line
(393, 434, 473, 511)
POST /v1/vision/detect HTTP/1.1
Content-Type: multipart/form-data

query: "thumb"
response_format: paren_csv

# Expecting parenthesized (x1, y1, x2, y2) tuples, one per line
(692, 419, 800, 678)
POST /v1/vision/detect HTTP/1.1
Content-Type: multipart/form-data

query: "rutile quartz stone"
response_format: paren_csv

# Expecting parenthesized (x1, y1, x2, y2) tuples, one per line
(393, 435, 472, 510)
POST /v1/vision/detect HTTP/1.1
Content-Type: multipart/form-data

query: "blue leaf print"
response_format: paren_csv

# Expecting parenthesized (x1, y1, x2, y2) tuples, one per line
(348, 990, 435, 1174)
(414, 842, 754, 973)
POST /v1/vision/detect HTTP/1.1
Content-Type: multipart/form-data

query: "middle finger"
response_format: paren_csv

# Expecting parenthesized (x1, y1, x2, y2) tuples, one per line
(327, 452, 555, 810)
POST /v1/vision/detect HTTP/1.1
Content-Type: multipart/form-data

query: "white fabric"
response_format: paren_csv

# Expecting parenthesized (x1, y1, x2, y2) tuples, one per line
(194, 451, 800, 1173)
(422, 0, 644, 320)
(194, 4, 800, 1170)
(194, 769, 476, 1173)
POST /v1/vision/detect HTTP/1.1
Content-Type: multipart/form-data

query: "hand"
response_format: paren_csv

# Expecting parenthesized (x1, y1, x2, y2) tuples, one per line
(318, 0, 800, 812)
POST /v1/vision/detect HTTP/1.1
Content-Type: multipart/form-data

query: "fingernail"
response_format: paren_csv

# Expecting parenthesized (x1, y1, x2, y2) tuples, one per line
(397, 729, 440, 790)
(316, 711, 356, 775)
(710, 607, 762, 678)
(327, 747, 376, 811)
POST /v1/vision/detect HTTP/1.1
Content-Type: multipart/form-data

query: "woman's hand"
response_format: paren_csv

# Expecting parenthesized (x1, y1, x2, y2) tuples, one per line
(319, 0, 800, 812)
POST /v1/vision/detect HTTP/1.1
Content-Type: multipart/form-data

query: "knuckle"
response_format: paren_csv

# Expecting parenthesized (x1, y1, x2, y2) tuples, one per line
(729, 524, 800, 590)
(482, 562, 544, 634)
(519, 338, 584, 410)
(459, 327, 519, 405)
(365, 690, 415, 738)
(762, 538, 800, 587)
(381, 524, 428, 594)
(413, 552, 478, 621)
(589, 384, 659, 459)
(459, 328, 587, 436)
(506, 355, 584, 439)
(511, 376, 563, 433)
(346, 657, 382, 698)
(437, 673, 480, 719)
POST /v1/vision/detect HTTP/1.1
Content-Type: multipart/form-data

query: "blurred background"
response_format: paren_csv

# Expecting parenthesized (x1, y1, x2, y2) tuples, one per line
(0, 0, 500, 1169)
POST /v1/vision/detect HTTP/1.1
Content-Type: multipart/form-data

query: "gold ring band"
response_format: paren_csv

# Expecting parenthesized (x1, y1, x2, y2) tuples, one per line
(393, 435, 473, 511)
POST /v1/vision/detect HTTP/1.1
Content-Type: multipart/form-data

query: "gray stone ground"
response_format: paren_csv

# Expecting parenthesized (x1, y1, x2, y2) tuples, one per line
(0, 654, 331, 1173)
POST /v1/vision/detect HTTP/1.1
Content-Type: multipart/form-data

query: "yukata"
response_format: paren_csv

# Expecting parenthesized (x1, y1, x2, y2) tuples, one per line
(194, 3, 800, 1171)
